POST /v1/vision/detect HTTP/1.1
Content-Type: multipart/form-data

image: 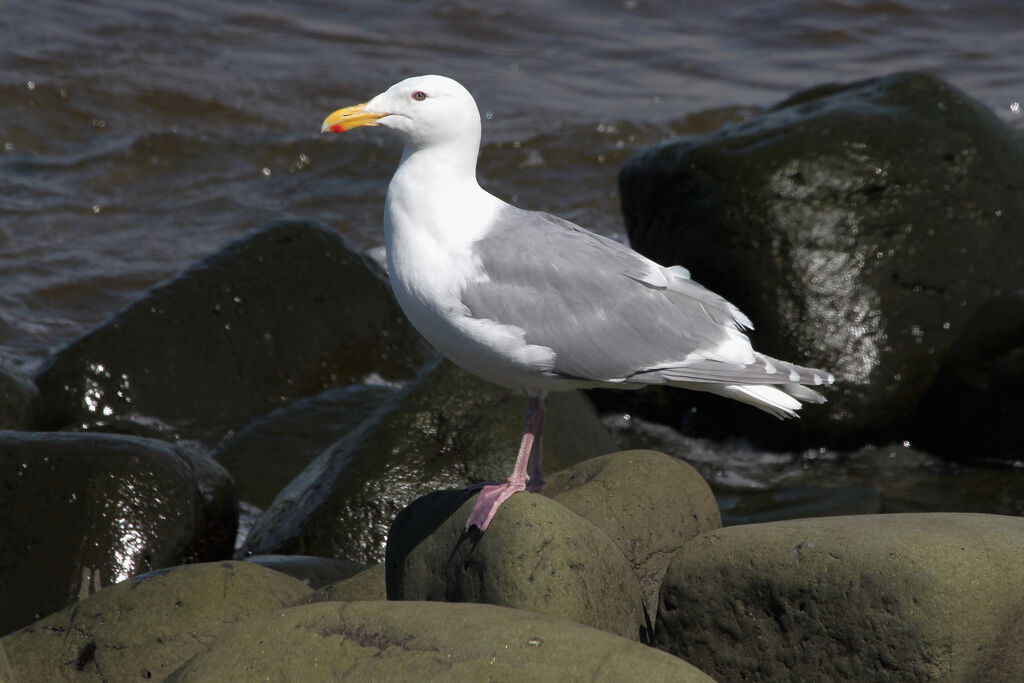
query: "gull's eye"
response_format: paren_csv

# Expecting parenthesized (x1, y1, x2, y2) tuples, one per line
(411, 91, 427, 101)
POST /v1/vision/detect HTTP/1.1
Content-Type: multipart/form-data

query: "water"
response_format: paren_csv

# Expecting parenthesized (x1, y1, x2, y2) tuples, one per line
(3, 0, 1023, 374)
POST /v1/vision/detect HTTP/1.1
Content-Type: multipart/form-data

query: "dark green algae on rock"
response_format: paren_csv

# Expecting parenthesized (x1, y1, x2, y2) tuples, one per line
(386, 490, 647, 642)
(164, 601, 714, 682)
(655, 513, 1024, 682)
(619, 72, 1024, 447)
(541, 450, 721, 624)
(0, 561, 311, 682)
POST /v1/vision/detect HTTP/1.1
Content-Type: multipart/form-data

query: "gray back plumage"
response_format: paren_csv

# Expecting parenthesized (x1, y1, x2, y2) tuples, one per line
(460, 205, 805, 385)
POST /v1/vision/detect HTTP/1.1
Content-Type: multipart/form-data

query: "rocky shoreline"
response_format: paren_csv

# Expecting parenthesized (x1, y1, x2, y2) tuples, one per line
(3, 72, 1023, 680)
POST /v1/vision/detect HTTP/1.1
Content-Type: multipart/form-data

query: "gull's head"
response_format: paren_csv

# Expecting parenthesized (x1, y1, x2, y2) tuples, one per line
(321, 75, 481, 151)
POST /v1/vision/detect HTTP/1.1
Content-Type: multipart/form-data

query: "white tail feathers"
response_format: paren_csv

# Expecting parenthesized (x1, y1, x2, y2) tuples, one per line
(703, 383, 826, 419)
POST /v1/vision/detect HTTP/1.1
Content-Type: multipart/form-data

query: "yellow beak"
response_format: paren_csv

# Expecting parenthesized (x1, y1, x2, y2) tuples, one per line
(321, 102, 386, 133)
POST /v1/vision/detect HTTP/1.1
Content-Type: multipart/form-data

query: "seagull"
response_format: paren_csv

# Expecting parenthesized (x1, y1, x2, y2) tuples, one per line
(321, 75, 834, 531)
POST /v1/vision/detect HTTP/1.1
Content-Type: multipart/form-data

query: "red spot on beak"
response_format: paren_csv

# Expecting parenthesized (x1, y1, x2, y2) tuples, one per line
(330, 123, 346, 133)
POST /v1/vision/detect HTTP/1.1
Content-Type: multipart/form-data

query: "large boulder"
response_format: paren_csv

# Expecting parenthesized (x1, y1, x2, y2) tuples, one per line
(386, 490, 647, 641)
(0, 561, 311, 681)
(34, 219, 432, 446)
(0, 364, 39, 430)
(0, 430, 236, 636)
(242, 358, 616, 565)
(912, 289, 1024, 462)
(619, 72, 1024, 446)
(165, 601, 713, 681)
(655, 513, 1024, 681)
(542, 450, 721, 622)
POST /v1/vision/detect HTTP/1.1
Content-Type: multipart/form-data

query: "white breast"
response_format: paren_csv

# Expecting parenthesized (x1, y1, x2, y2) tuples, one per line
(383, 161, 558, 390)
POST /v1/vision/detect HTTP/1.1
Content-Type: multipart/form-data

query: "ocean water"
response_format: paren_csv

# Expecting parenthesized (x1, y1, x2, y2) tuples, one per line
(2, 0, 1022, 374)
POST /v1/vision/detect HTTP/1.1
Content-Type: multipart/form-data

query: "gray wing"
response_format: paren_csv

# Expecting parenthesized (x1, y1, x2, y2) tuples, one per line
(462, 205, 798, 385)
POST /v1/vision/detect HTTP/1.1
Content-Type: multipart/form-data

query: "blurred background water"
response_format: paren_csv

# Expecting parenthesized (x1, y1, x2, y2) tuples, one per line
(3, 1, 1023, 515)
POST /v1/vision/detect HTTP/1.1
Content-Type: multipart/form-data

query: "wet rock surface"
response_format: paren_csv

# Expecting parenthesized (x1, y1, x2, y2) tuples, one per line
(0, 430, 236, 635)
(241, 357, 616, 565)
(213, 383, 397, 508)
(34, 219, 431, 447)
(164, 601, 713, 682)
(912, 289, 1024, 462)
(0, 561, 311, 681)
(655, 513, 1024, 681)
(0, 364, 39, 430)
(619, 71, 1024, 446)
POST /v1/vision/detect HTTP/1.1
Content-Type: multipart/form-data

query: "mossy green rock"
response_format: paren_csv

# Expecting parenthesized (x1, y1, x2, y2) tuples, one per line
(296, 563, 387, 605)
(0, 561, 311, 682)
(542, 450, 721, 622)
(656, 513, 1024, 681)
(166, 601, 714, 681)
(387, 490, 647, 641)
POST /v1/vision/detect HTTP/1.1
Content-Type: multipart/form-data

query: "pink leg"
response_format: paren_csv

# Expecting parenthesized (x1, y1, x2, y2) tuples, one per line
(526, 407, 544, 491)
(465, 394, 545, 531)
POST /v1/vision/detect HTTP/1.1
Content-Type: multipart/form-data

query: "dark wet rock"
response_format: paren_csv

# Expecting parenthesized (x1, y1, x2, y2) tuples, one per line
(0, 430, 237, 636)
(0, 561, 311, 681)
(0, 364, 39, 430)
(174, 444, 239, 561)
(541, 450, 721, 622)
(242, 358, 616, 565)
(242, 554, 366, 590)
(655, 513, 1024, 681)
(912, 289, 1024, 462)
(213, 383, 397, 508)
(34, 219, 432, 446)
(386, 490, 647, 641)
(165, 601, 714, 682)
(719, 484, 883, 526)
(619, 72, 1024, 446)
(295, 563, 386, 605)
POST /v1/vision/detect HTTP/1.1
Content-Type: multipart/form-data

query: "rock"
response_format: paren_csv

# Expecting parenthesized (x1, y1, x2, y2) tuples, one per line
(243, 555, 366, 590)
(0, 561, 311, 681)
(164, 601, 713, 681)
(541, 450, 721, 622)
(0, 365, 39, 430)
(295, 563, 386, 605)
(34, 219, 432, 446)
(242, 357, 615, 565)
(174, 444, 239, 561)
(655, 513, 1024, 681)
(386, 490, 647, 641)
(0, 430, 237, 636)
(213, 383, 397, 507)
(619, 72, 1024, 445)
(912, 289, 1024, 462)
